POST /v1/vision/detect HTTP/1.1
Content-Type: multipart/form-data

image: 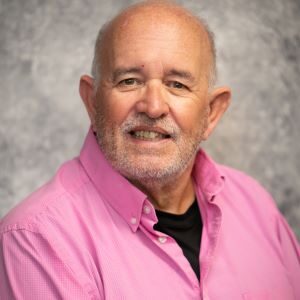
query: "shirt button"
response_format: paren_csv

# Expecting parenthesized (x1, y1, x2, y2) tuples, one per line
(130, 217, 137, 225)
(143, 205, 151, 214)
(158, 236, 167, 244)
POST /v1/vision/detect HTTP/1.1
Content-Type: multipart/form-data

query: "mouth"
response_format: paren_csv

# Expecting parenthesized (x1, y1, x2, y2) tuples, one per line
(129, 129, 172, 141)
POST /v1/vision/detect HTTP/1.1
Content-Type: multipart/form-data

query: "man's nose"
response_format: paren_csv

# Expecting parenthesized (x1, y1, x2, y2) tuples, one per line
(135, 81, 170, 119)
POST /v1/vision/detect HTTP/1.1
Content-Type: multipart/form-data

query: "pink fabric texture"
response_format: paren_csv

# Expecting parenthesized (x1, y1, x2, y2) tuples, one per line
(0, 129, 299, 300)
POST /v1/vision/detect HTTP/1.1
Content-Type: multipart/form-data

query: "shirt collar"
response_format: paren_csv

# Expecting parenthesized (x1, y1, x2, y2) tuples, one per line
(79, 129, 147, 232)
(192, 149, 225, 202)
(79, 129, 225, 231)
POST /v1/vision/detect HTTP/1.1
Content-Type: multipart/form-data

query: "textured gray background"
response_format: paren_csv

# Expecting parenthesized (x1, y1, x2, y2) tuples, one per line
(0, 0, 299, 238)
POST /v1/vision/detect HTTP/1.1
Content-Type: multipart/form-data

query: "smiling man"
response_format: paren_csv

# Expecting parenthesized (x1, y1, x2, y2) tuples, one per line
(0, 1, 299, 300)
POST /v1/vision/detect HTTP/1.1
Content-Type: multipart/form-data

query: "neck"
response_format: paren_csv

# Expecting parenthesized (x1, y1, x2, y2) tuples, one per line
(129, 162, 196, 215)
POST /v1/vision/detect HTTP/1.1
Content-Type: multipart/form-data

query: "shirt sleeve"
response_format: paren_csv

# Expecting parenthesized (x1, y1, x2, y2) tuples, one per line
(275, 214, 300, 299)
(0, 228, 101, 300)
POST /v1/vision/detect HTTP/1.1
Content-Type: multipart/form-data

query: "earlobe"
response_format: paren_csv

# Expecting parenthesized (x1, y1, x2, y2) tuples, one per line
(203, 86, 231, 140)
(79, 75, 97, 130)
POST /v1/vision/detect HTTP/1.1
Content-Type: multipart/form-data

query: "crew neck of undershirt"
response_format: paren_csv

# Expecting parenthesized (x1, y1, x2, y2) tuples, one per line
(155, 200, 199, 229)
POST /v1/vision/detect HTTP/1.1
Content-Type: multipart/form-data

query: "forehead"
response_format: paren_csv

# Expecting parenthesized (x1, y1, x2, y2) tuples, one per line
(100, 6, 212, 78)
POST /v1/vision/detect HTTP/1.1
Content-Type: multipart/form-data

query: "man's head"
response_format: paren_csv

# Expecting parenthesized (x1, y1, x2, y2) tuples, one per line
(80, 0, 231, 184)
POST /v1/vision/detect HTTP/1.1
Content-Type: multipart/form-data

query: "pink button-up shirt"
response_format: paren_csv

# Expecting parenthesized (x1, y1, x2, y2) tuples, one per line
(0, 130, 299, 300)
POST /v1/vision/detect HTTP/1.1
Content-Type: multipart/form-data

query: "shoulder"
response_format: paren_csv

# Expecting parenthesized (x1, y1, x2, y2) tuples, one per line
(217, 163, 280, 215)
(0, 157, 104, 296)
(194, 150, 279, 214)
(219, 164, 268, 190)
(0, 157, 90, 235)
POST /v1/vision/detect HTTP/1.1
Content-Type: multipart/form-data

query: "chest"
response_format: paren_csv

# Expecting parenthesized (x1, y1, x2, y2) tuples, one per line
(85, 215, 293, 300)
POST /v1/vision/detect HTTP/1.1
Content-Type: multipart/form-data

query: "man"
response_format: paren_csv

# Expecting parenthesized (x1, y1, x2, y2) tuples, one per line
(0, 1, 299, 299)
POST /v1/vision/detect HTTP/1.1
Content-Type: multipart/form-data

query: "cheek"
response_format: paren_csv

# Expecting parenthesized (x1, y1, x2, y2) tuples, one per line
(98, 91, 136, 125)
(171, 100, 209, 131)
(108, 106, 128, 125)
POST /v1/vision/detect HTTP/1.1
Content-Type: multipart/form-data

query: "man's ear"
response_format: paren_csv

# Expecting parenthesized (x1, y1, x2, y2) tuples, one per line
(203, 86, 231, 140)
(79, 75, 97, 131)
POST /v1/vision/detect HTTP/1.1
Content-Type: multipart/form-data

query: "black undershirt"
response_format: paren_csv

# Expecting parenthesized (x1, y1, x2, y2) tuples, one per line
(154, 200, 202, 280)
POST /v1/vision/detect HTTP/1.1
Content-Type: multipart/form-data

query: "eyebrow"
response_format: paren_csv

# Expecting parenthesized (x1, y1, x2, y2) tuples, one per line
(166, 69, 196, 82)
(112, 67, 142, 82)
(111, 67, 196, 82)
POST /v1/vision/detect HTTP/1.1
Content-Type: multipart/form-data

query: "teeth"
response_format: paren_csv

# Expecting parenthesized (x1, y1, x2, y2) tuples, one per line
(132, 131, 165, 139)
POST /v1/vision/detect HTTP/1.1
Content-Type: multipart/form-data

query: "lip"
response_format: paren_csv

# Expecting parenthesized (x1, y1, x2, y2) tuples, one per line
(125, 126, 173, 146)
(127, 126, 172, 137)
(126, 134, 172, 147)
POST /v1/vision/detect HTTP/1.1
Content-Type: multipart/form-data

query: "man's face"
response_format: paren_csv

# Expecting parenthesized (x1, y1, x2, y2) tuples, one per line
(93, 12, 213, 182)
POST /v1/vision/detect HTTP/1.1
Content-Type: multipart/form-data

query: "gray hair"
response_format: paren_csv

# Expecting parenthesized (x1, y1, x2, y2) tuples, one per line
(91, 21, 111, 91)
(91, 3, 217, 91)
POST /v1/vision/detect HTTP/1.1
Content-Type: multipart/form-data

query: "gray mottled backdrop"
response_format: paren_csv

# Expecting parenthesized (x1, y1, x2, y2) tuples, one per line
(0, 0, 299, 238)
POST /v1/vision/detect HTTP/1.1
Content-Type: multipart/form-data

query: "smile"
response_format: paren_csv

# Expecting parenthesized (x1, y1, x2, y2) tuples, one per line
(130, 130, 171, 140)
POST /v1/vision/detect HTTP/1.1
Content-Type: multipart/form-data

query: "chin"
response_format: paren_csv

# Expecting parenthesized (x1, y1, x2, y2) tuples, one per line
(115, 159, 188, 183)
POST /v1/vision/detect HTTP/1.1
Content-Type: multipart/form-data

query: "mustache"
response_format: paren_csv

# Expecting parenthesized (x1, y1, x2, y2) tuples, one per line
(121, 114, 180, 138)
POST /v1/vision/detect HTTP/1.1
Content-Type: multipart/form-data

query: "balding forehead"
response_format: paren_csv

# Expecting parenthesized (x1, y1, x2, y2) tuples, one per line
(108, 1, 209, 40)
(92, 1, 217, 87)
(100, 1, 212, 63)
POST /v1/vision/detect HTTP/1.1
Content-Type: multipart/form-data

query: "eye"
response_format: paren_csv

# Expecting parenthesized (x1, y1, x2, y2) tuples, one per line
(168, 81, 188, 90)
(119, 78, 140, 86)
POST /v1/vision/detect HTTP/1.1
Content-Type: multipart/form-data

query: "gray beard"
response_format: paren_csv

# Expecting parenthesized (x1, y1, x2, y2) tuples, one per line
(95, 112, 208, 184)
